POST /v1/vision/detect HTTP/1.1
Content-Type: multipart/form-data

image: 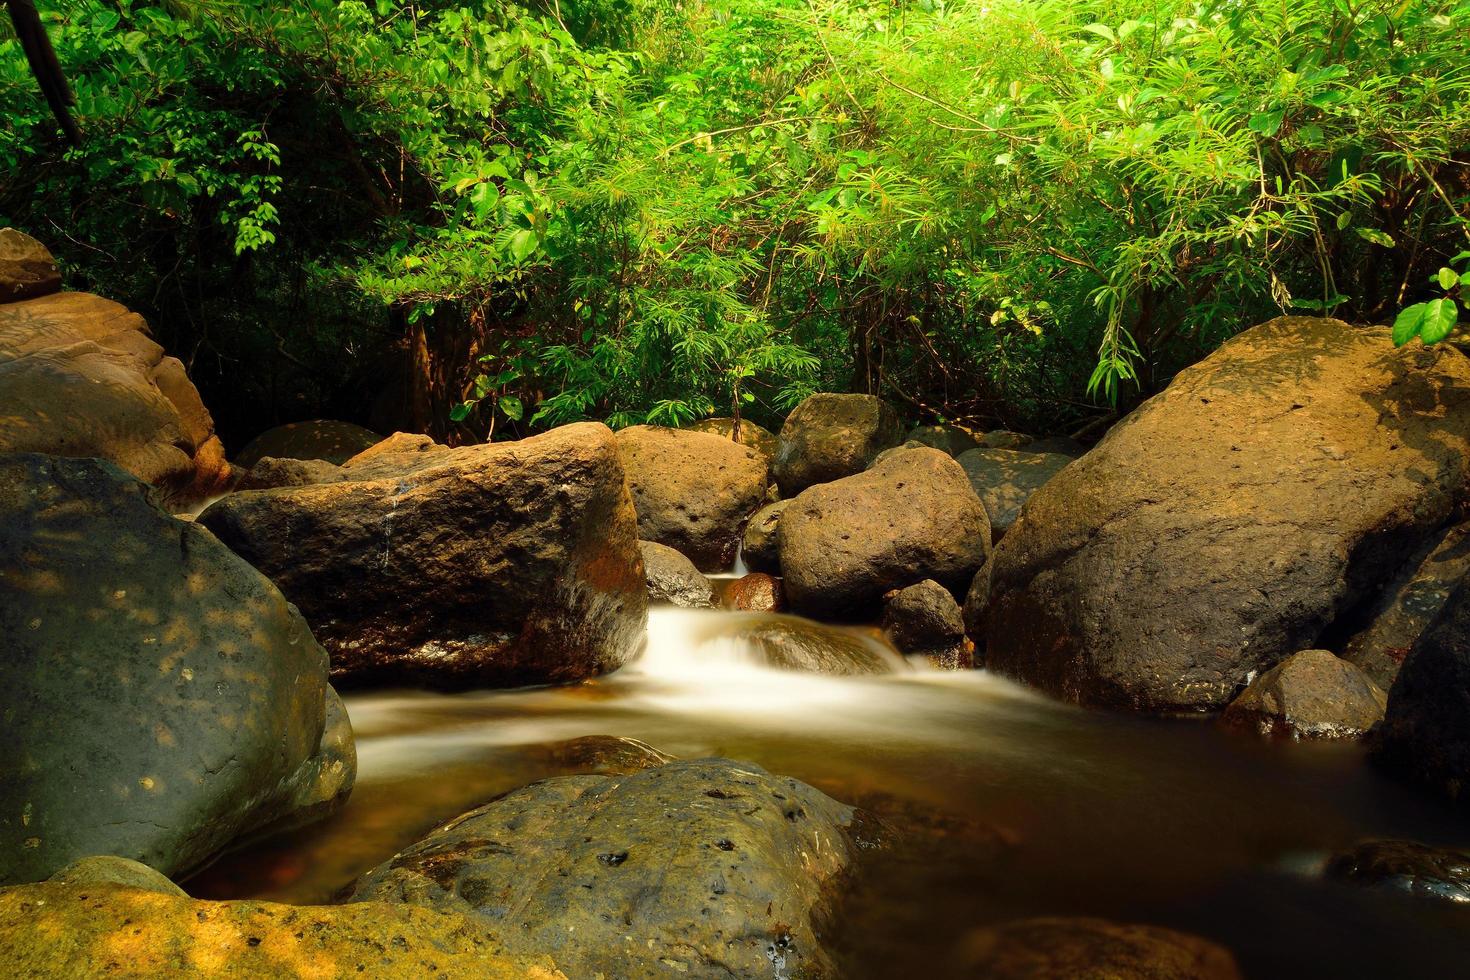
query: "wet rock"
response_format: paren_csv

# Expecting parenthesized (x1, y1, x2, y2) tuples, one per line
(0, 227, 61, 302)
(905, 423, 980, 457)
(200, 423, 647, 690)
(1221, 650, 1386, 739)
(977, 429, 1033, 450)
(352, 758, 861, 979)
(685, 416, 779, 462)
(529, 736, 676, 776)
(958, 917, 1242, 979)
(1027, 436, 1088, 458)
(235, 419, 383, 468)
(1341, 519, 1470, 689)
(616, 425, 769, 572)
(741, 499, 789, 574)
(725, 572, 787, 613)
(48, 857, 186, 897)
(987, 317, 1470, 713)
(640, 540, 716, 608)
(0, 881, 563, 978)
(963, 556, 993, 641)
(0, 455, 354, 885)
(772, 393, 904, 496)
(0, 291, 231, 503)
(1374, 576, 1470, 805)
(1324, 839, 1470, 904)
(780, 446, 990, 618)
(883, 579, 973, 668)
(957, 448, 1073, 542)
(235, 455, 346, 491)
(738, 617, 906, 675)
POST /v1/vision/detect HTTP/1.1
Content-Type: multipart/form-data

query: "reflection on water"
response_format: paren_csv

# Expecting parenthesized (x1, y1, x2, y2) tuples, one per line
(191, 609, 1470, 977)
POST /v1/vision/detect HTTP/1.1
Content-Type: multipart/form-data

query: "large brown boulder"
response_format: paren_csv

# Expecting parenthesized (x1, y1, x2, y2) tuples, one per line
(685, 416, 779, 462)
(772, 393, 904, 496)
(1220, 649, 1386, 739)
(352, 759, 863, 979)
(235, 419, 383, 468)
(0, 227, 61, 301)
(616, 425, 769, 571)
(0, 455, 353, 885)
(1374, 575, 1470, 805)
(987, 317, 1470, 713)
(199, 423, 647, 690)
(957, 447, 1073, 542)
(779, 446, 990, 617)
(0, 290, 231, 502)
(0, 880, 563, 979)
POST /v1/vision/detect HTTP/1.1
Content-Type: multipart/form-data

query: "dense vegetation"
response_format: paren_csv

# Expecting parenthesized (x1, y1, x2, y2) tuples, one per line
(3, 0, 1468, 445)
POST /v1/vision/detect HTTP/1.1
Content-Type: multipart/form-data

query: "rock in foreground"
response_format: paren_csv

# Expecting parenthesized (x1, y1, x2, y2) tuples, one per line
(780, 446, 990, 617)
(0, 455, 353, 885)
(1221, 650, 1386, 739)
(353, 758, 863, 979)
(201, 423, 647, 690)
(773, 393, 904, 496)
(617, 425, 769, 571)
(987, 317, 1470, 712)
(0, 880, 563, 979)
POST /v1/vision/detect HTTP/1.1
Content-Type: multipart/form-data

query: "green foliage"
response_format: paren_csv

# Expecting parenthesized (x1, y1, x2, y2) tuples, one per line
(3, 0, 1469, 438)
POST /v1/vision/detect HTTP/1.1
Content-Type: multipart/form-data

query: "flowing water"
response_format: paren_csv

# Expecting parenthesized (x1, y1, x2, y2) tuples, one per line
(192, 608, 1470, 977)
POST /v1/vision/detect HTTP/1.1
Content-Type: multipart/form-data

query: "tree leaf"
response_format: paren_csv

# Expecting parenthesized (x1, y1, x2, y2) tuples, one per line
(1393, 304, 1429, 346)
(1419, 298, 1459, 345)
(498, 395, 524, 420)
(449, 402, 473, 422)
(1248, 110, 1284, 137)
(1354, 227, 1395, 248)
(1437, 267, 1459, 291)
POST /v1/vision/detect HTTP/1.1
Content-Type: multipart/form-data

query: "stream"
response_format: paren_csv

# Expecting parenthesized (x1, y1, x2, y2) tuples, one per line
(192, 607, 1470, 978)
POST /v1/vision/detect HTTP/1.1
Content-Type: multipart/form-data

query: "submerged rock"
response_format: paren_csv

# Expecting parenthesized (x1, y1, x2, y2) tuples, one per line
(235, 419, 382, 468)
(957, 917, 1242, 979)
(0, 227, 61, 301)
(640, 539, 717, 608)
(883, 579, 973, 669)
(905, 423, 980, 457)
(0, 880, 563, 978)
(772, 393, 904, 496)
(0, 290, 232, 503)
(737, 617, 904, 675)
(1221, 650, 1386, 739)
(1374, 576, 1470, 805)
(1324, 839, 1470, 904)
(0, 454, 354, 885)
(528, 736, 677, 776)
(685, 416, 779, 462)
(725, 571, 787, 613)
(957, 447, 1073, 542)
(741, 499, 789, 574)
(200, 423, 647, 690)
(780, 446, 990, 618)
(617, 425, 769, 571)
(352, 758, 863, 979)
(987, 317, 1470, 713)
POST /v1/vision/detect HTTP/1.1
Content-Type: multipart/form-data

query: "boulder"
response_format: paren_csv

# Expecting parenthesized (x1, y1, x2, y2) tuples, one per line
(779, 446, 990, 617)
(957, 917, 1241, 980)
(616, 425, 769, 572)
(0, 227, 61, 302)
(199, 423, 647, 690)
(725, 572, 787, 613)
(1374, 575, 1470, 805)
(1341, 519, 1470, 689)
(0, 455, 354, 885)
(235, 455, 346, 491)
(48, 856, 186, 898)
(957, 448, 1073, 541)
(686, 416, 779, 462)
(741, 500, 789, 573)
(883, 579, 973, 668)
(905, 423, 980, 456)
(640, 540, 717, 608)
(0, 881, 563, 978)
(737, 618, 905, 675)
(352, 759, 862, 979)
(1324, 839, 1470, 904)
(235, 419, 383, 468)
(772, 393, 904, 496)
(987, 317, 1470, 713)
(963, 557, 993, 640)
(0, 290, 230, 503)
(1220, 650, 1386, 739)
(977, 430, 1033, 450)
(527, 736, 676, 777)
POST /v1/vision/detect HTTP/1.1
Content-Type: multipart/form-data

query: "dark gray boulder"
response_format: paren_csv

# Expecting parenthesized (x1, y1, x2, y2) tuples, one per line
(772, 393, 904, 496)
(640, 540, 716, 608)
(0, 454, 354, 885)
(352, 759, 864, 979)
(740, 499, 789, 574)
(987, 317, 1470, 712)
